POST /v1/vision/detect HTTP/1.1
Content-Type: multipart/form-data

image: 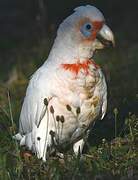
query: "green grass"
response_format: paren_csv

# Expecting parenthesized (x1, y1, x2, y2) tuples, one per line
(0, 104, 137, 179)
(0, 35, 138, 179)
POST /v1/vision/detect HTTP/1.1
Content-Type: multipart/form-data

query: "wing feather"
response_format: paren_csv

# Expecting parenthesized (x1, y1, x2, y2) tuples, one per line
(101, 73, 107, 120)
(19, 68, 51, 134)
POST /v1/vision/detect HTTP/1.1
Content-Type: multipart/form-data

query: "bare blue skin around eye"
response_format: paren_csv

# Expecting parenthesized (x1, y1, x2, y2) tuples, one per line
(80, 25, 92, 37)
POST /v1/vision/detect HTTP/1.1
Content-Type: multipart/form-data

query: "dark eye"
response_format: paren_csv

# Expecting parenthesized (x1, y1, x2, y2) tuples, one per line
(85, 24, 92, 30)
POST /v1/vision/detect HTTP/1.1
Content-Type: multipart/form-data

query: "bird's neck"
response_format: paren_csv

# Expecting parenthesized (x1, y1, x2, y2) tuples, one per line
(45, 36, 94, 66)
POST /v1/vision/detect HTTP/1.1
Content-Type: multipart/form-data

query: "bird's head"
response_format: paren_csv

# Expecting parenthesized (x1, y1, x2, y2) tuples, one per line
(50, 5, 115, 63)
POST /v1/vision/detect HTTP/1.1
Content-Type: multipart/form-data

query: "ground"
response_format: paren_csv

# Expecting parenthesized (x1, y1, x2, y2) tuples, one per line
(0, 31, 138, 179)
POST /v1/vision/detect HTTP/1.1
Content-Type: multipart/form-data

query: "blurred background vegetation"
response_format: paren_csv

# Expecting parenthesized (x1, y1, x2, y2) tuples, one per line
(0, 0, 137, 179)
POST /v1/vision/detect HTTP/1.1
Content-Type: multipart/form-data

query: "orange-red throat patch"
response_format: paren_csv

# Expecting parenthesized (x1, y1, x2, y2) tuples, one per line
(61, 60, 99, 75)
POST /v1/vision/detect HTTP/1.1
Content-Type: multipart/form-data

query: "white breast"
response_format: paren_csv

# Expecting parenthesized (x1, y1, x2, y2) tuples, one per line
(47, 62, 106, 146)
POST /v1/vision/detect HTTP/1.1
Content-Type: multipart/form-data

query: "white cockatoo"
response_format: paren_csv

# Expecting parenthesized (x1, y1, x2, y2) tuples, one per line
(15, 5, 115, 161)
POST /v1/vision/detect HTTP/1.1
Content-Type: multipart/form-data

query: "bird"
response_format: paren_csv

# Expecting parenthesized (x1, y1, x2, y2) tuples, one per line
(15, 5, 115, 161)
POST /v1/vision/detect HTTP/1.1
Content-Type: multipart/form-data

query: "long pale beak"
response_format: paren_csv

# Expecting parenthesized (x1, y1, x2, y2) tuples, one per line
(97, 24, 115, 47)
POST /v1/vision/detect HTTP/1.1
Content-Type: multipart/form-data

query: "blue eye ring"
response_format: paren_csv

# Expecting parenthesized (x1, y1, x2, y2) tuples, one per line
(80, 22, 93, 37)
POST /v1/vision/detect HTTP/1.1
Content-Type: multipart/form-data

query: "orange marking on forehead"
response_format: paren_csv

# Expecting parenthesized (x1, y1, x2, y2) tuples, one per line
(61, 59, 99, 75)
(91, 21, 104, 40)
(93, 21, 104, 31)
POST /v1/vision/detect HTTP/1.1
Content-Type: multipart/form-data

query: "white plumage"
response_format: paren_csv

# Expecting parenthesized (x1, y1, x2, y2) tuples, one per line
(15, 5, 115, 161)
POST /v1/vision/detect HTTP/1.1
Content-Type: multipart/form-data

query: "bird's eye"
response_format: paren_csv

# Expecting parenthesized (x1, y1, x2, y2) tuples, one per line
(80, 23, 93, 37)
(85, 23, 92, 30)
